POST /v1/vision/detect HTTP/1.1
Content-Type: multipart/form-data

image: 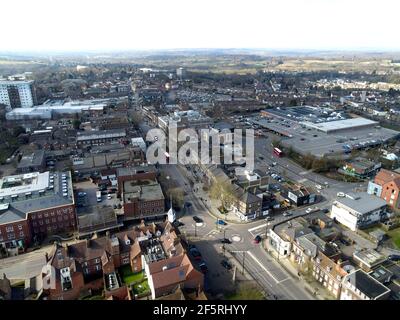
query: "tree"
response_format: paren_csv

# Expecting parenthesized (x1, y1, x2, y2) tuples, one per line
(209, 178, 235, 209)
(72, 119, 81, 130)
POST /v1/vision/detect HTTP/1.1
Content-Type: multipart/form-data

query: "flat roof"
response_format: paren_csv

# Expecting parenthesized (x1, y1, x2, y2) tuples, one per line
(301, 118, 378, 133)
(123, 181, 164, 202)
(334, 192, 387, 215)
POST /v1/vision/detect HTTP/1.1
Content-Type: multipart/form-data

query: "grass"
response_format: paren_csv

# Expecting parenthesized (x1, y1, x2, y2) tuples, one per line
(132, 279, 150, 295)
(225, 282, 265, 300)
(387, 227, 400, 249)
(119, 265, 144, 285)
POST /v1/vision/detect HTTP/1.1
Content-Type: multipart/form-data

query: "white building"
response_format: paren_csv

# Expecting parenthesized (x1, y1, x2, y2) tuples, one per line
(330, 192, 387, 231)
(0, 80, 36, 109)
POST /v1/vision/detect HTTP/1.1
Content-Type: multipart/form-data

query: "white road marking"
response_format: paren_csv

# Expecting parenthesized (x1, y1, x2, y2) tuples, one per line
(298, 178, 308, 183)
(248, 224, 267, 232)
(247, 251, 279, 283)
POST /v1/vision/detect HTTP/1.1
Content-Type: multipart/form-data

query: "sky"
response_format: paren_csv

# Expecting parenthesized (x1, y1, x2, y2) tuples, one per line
(1, 0, 399, 52)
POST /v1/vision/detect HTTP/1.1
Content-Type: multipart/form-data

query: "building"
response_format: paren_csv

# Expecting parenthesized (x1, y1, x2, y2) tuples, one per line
(122, 180, 165, 220)
(281, 184, 316, 206)
(340, 269, 391, 300)
(312, 252, 349, 299)
(116, 165, 157, 195)
(0, 171, 76, 251)
(353, 249, 386, 272)
(368, 169, 400, 210)
(76, 129, 127, 147)
(231, 185, 262, 221)
(17, 150, 46, 173)
(341, 158, 381, 179)
(0, 80, 36, 109)
(330, 192, 387, 231)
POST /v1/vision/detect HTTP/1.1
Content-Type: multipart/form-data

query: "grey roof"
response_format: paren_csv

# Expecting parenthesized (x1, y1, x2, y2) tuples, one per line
(0, 207, 26, 224)
(345, 269, 390, 299)
(76, 129, 126, 141)
(17, 150, 45, 169)
(117, 165, 156, 177)
(335, 192, 387, 215)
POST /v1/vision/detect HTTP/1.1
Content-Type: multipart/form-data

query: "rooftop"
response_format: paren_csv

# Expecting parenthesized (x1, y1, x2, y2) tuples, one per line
(353, 249, 386, 268)
(123, 180, 164, 202)
(334, 192, 387, 215)
(345, 269, 390, 299)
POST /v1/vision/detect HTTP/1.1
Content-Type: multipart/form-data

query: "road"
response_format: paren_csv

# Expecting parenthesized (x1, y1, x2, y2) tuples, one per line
(161, 163, 315, 299)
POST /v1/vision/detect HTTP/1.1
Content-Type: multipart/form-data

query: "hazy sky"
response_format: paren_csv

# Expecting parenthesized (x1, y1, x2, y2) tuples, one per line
(2, 0, 399, 52)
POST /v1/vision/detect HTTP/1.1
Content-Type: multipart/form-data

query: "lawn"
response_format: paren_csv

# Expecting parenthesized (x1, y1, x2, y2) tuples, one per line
(119, 265, 144, 285)
(387, 227, 400, 249)
(132, 279, 150, 295)
(225, 283, 265, 300)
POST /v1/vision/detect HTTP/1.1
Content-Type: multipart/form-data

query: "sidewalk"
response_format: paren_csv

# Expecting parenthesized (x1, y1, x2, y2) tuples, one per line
(264, 242, 333, 300)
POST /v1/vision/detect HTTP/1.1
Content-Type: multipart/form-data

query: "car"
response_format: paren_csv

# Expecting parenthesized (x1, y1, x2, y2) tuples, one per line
(190, 248, 202, 260)
(221, 260, 232, 270)
(184, 202, 192, 207)
(173, 221, 185, 227)
(193, 216, 203, 223)
(217, 219, 227, 226)
(221, 238, 231, 244)
(199, 262, 208, 273)
(306, 207, 319, 214)
(337, 192, 345, 197)
(258, 156, 264, 160)
(265, 216, 274, 222)
(272, 162, 277, 166)
(283, 212, 292, 217)
(253, 235, 262, 244)
(340, 238, 351, 246)
(388, 255, 400, 262)
(322, 208, 329, 214)
(107, 194, 112, 200)
(188, 244, 197, 250)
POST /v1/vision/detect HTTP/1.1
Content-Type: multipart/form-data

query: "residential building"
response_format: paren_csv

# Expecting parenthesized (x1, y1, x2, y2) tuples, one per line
(312, 252, 349, 299)
(368, 169, 400, 210)
(330, 192, 387, 231)
(340, 269, 391, 300)
(0, 80, 37, 109)
(231, 185, 262, 221)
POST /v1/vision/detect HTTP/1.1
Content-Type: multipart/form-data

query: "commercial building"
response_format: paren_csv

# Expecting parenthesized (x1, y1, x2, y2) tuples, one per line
(330, 192, 387, 231)
(280, 184, 316, 206)
(340, 158, 381, 179)
(76, 129, 126, 147)
(122, 180, 165, 220)
(0, 171, 76, 251)
(17, 150, 46, 173)
(368, 169, 400, 210)
(0, 80, 37, 109)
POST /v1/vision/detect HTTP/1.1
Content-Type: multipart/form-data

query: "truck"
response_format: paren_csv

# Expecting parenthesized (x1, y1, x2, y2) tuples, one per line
(96, 191, 102, 202)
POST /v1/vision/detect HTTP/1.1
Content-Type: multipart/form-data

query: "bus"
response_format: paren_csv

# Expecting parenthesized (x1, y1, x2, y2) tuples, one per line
(273, 147, 283, 157)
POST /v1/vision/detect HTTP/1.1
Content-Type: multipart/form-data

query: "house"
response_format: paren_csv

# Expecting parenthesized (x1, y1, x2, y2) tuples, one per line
(340, 269, 391, 300)
(231, 185, 262, 221)
(312, 252, 350, 299)
(368, 169, 400, 210)
(330, 192, 387, 231)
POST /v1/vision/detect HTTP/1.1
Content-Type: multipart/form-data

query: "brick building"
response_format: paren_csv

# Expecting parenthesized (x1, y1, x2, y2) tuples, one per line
(0, 171, 76, 252)
(368, 169, 400, 210)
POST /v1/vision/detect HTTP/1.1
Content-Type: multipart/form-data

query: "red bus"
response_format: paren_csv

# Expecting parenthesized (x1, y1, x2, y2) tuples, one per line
(273, 147, 283, 157)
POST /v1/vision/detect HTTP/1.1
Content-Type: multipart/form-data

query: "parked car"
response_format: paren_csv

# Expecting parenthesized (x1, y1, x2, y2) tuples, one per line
(217, 219, 227, 226)
(322, 208, 330, 213)
(283, 212, 292, 217)
(388, 255, 400, 262)
(199, 262, 208, 273)
(221, 238, 231, 244)
(265, 216, 274, 222)
(190, 248, 202, 260)
(221, 259, 232, 270)
(107, 194, 112, 200)
(193, 216, 203, 223)
(337, 192, 345, 197)
(253, 235, 262, 244)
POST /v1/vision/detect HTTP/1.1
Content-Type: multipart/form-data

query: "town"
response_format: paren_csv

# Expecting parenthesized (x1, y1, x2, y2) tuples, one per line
(1, 50, 400, 302)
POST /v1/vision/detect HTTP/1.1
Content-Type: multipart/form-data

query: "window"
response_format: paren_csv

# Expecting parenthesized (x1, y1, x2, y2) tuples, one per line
(18, 225, 23, 230)
(95, 265, 101, 271)
(19, 231, 24, 237)
(6, 226, 14, 232)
